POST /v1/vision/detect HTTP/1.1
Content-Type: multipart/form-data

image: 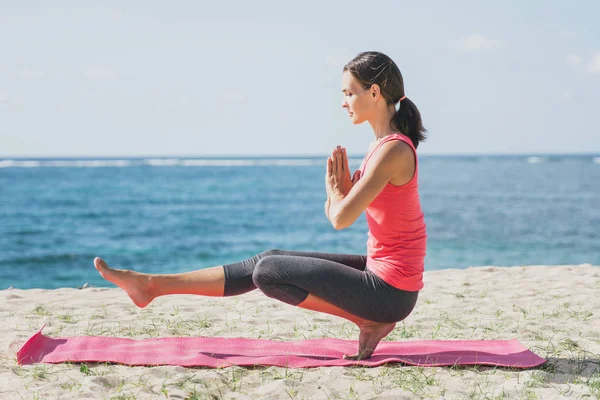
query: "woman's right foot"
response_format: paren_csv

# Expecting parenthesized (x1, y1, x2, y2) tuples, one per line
(343, 321, 396, 360)
(94, 257, 154, 308)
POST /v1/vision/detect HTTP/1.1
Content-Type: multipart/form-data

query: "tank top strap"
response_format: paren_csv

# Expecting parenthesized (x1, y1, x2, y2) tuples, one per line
(362, 134, 413, 175)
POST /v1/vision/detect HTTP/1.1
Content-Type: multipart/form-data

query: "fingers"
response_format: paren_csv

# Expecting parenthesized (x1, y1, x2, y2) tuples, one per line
(342, 148, 349, 173)
(329, 151, 335, 176)
(329, 147, 338, 175)
(329, 145, 348, 176)
(352, 169, 361, 184)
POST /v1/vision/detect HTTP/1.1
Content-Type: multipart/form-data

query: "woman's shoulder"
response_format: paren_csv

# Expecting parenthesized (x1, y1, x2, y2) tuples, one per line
(362, 133, 416, 178)
(377, 139, 416, 186)
(379, 137, 414, 160)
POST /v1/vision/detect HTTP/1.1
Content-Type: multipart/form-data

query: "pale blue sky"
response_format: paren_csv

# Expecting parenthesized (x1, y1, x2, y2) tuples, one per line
(1, 1, 599, 157)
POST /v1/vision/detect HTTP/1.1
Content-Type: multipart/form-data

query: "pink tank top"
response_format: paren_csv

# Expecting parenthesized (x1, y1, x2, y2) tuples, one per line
(359, 133, 427, 291)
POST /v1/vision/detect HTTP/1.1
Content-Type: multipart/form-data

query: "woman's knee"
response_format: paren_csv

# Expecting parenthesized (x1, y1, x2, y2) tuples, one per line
(258, 248, 284, 258)
(251, 256, 276, 288)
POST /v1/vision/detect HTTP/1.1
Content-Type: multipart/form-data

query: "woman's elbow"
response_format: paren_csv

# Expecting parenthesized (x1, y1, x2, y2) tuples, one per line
(331, 215, 351, 230)
(329, 204, 355, 230)
(332, 221, 344, 230)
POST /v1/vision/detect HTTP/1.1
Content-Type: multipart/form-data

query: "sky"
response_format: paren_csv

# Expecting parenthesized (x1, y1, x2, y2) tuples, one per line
(0, 0, 599, 157)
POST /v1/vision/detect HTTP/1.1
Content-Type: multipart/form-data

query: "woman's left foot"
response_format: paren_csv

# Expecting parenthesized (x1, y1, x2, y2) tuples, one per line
(343, 321, 396, 360)
(94, 257, 154, 308)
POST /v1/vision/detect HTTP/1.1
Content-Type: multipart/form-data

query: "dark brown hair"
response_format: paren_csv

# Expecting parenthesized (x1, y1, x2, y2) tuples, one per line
(344, 51, 427, 149)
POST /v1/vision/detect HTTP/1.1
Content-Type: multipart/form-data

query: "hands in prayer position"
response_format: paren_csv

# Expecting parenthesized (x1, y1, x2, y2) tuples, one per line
(326, 145, 361, 200)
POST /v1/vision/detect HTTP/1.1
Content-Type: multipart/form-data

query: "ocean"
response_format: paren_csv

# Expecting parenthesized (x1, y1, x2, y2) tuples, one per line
(1, 155, 599, 289)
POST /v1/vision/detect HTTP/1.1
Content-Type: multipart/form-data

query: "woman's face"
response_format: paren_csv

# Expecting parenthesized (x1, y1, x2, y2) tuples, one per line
(341, 70, 374, 125)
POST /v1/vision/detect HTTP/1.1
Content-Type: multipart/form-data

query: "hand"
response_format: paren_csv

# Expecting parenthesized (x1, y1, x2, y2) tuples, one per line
(326, 145, 361, 198)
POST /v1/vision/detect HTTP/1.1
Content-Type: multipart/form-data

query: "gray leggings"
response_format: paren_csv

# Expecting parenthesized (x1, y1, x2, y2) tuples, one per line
(222, 249, 419, 323)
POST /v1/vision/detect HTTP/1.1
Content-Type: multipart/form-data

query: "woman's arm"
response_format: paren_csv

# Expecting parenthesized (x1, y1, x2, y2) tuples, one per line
(328, 141, 412, 230)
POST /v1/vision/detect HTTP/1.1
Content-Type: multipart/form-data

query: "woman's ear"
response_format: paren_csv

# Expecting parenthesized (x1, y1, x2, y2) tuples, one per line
(370, 84, 380, 99)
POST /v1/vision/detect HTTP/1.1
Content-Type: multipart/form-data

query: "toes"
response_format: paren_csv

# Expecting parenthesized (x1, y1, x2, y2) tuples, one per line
(94, 257, 104, 269)
(94, 257, 109, 272)
(342, 349, 373, 361)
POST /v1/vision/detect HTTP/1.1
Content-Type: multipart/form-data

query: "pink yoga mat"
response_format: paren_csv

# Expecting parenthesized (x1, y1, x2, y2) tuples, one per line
(17, 325, 546, 368)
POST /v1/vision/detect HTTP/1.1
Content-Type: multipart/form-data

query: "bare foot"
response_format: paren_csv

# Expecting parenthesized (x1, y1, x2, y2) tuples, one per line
(94, 257, 154, 308)
(343, 321, 396, 360)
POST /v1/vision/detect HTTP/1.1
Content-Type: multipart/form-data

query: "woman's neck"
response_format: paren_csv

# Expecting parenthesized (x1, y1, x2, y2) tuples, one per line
(368, 105, 398, 140)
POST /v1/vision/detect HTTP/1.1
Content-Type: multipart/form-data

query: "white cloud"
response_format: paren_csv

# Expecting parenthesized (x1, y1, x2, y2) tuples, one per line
(566, 52, 600, 74)
(560, 90, 573, 102)
(84, 65, 118, 80)
(586, 52, 600, 74)
(566, 54, 582, 67)
(0, 92, 24, 107)
(19, 68, 45, 78)
(450, 34, 502, 51)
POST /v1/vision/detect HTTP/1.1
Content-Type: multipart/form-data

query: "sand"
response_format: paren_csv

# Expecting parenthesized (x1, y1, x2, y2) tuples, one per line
(1, 264, 599, 399)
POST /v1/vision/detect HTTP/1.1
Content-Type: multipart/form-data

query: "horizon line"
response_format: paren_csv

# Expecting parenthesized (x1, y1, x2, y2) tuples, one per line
(1, 152, 600, 159)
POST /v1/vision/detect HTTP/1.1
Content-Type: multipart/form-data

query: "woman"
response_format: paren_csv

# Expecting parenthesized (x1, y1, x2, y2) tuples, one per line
(94, 51, 427, 360)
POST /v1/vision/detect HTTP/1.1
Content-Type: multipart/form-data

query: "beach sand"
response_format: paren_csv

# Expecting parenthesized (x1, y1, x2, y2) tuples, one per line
(1, 264, 599, 399)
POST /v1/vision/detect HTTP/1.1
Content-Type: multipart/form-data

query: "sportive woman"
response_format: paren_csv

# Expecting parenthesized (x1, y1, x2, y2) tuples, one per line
(94, 51, 427, 360)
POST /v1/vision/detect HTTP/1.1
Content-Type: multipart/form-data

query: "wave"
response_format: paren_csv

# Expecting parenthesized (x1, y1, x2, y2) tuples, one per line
(0, 160, 131, 168)
(0, 158, 363, 168)
(526, 157, 546, 164)
(144, 158, 182, 166)
(65, 160, 130, 167)
(0, 160, 41, 168)
(152, 158, 363, 167)
(1, 253, 89, 266)
(180, 159, 323, 167)
(2, 156, 597, 168)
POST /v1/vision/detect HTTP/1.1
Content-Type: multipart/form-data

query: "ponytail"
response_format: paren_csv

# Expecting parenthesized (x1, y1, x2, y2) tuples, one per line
(392, 97, 427, 149)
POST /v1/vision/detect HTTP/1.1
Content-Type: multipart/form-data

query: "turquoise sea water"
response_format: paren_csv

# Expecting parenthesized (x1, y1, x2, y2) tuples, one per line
(1, 155, 599, 289)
